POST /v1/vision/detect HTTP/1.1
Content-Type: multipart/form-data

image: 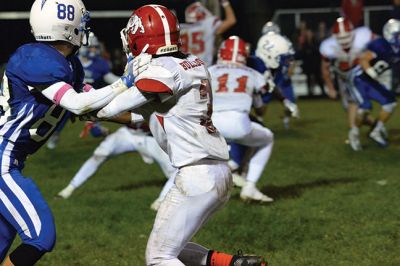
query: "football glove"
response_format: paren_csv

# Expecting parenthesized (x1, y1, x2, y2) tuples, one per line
(120, 53, 152, 88)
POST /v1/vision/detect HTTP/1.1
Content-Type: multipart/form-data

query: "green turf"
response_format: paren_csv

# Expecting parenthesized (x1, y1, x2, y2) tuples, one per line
(11, 99, 400, 265)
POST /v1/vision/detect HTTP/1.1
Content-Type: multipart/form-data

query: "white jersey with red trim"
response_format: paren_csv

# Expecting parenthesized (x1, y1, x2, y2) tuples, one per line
(180, 16, 221, 66)
(320, 26, 373, 79)
(208, 63, 266, 113)
(134, 54, 229, 168)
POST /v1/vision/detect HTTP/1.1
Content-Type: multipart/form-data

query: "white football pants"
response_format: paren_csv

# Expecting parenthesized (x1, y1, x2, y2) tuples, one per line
(212, 111, 274, 183)
(70, 127, 175, 188)
(146, 160, 232, 266)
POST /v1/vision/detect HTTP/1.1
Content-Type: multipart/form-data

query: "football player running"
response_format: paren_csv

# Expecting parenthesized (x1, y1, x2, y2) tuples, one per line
(180, 0, 236, 66)
(96, 5, 266, 266)
(0, 0, 148, 265)
(256, 28, 299, 129)
(348, 19, 399, 149)
(56, 122, 176, 211)
(319, 17, 376, 151)
(209, 36, 274, 203)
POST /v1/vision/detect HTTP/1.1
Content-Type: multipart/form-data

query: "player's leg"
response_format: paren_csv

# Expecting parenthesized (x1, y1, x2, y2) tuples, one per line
(280, 81, 297, 129)
(347, 76, 373, 151)
(145, 161, 232, 265)
(58, 127, 138, 198)
(366, 82, 397, 146)
(1, 170, 56, 265)
(227, 143, 248, 187)
(236, 123, 274, 202)
(142, 137, 178, 211)
(0, 214, 16, 262)
(212, 111, 252, 140)
(178, 242, 266, 266)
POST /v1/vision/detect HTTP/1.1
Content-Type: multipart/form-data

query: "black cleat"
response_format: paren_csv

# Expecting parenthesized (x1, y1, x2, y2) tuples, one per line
(230, 255, 266, 266)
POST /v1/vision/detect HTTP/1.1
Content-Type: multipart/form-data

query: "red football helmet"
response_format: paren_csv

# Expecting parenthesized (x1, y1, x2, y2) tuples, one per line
(185, 2, 211, 23)
(121, 5, 180, 56)
(218, 36, 249, 65)
(332, 17, 354, 50)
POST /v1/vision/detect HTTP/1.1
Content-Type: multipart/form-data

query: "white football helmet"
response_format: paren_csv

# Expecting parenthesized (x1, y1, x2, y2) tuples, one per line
(256, 32, 294, 69)
(261, 21, 281, 35)
(383, 19, 400, 47)
(30, 0, 90, 47)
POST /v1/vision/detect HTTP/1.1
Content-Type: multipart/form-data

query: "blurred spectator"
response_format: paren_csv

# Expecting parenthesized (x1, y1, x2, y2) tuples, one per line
(295, 20, 308, 51)
(300, 29, 325, 96)
(392, 0, 400, 19)
(110, 48, 126, 76)
(315, 21, 329, 43)
(341, 0, 364, 27)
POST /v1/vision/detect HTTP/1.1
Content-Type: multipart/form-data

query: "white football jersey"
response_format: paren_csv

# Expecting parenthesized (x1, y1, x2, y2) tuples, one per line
(180, 16, 221, 66)
(134, 54, 229, 168)
(208, 63, 266, 113)
(320, 26, 373, 79)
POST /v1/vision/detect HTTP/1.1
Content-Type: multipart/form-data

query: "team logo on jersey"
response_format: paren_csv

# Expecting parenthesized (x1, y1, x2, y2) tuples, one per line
(127, 15, 145, 35)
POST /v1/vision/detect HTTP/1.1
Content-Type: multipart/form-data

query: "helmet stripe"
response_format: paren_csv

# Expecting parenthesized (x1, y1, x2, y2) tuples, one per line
(151, 5, 171, 45)
(232, 37, 239, 63)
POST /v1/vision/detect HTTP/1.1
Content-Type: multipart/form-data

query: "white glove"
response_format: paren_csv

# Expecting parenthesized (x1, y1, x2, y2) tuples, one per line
(129, 53, 152, 77)
(283, 99, 299, 118)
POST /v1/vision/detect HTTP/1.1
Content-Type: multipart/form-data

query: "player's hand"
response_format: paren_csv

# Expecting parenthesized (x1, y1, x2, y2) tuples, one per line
(121, 53, 152, 88)
(264, 71, 276, 92)
(327, 88, 338, 99)
(283, 99, 299, 118)
(220, 0, 230, 7)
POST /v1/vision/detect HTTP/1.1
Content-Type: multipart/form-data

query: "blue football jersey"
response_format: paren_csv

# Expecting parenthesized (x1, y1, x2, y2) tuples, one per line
(0, 43, 84, 160)
(81, 56, 110, 88)
(357, 37, 400, 78)
(247, 55, 268, 74)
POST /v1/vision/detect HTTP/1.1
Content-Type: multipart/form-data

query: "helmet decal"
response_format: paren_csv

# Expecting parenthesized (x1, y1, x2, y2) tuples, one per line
(127, 15, 145, 35)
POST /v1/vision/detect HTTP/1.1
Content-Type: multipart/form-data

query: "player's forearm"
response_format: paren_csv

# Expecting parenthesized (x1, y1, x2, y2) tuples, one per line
(321, 61, 335, 92)
(41, 80, 128, 115)
(216, 1, 236, 35)
(360, 50, 377, 78)
(97, 87, 152, 118)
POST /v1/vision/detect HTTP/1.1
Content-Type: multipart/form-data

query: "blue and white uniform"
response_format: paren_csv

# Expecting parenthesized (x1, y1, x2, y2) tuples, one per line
(247, 55, 295, 104)
(350, 37, 398, 110)
(0, 43, 83, 258)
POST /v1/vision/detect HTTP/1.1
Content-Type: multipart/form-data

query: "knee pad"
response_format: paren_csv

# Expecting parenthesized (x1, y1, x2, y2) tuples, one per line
(382, 102, 397, 113)
(9, 244, 46, 266)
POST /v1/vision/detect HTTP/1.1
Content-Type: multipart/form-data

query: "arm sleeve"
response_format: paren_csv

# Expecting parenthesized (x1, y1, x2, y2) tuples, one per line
(97, 87, 153, 118)
(41, 80, 125, 115)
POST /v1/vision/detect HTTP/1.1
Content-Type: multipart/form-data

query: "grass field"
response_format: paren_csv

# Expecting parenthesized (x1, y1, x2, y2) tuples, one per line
(13, 99, 400, 265)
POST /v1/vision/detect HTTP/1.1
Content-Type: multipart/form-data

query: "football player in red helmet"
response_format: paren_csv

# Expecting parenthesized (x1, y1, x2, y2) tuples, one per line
(180, 1, 236, 66)
(320, 17, 377, 151)
(210, 36, 275, 203)
(98, 5, 266, 266)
